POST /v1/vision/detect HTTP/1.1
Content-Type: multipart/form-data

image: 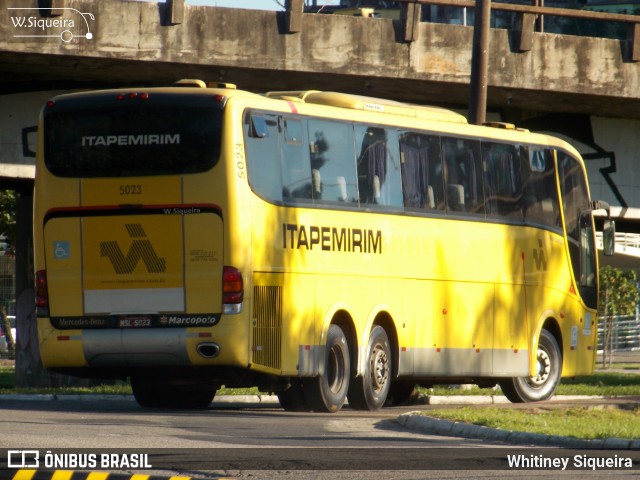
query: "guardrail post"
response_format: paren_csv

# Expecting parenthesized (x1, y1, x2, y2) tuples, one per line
(628, 22, 640, 62)
(286, 0, 304, 34)
(468, 0, 491, 125)
(167, 0, 185, 25)
(401, 1, 421, 43)
(514, 12, 536, 52)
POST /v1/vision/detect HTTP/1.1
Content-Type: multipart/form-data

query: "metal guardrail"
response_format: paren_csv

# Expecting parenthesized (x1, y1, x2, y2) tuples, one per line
(295, 0, 640, 61)
(596, 231, 640, 257)
(598, 314, 640, 353)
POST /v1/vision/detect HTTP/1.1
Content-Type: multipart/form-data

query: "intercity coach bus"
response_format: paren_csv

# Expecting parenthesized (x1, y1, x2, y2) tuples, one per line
(34, 80, 614, 411)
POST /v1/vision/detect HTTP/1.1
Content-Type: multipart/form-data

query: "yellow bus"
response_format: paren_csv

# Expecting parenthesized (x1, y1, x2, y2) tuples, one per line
(34, 80, 614, 411)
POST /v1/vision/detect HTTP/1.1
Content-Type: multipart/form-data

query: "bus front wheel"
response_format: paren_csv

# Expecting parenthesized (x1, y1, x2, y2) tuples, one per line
(348, 326, 392, 411)
(303, 324, 350, 413)
(499, 329, 562, 403)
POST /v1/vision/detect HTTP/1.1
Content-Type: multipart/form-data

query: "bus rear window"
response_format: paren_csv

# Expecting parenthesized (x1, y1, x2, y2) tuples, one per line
(44, 95, 222, 177)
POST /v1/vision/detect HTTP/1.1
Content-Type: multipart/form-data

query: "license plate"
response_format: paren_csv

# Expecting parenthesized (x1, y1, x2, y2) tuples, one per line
(118, 316, 152, 328)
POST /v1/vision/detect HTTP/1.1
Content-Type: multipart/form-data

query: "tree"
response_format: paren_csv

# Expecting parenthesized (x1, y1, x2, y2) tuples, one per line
(0, 190, 17, 247)
(598, 266, 639, 368)
(0, 190, 16, 355)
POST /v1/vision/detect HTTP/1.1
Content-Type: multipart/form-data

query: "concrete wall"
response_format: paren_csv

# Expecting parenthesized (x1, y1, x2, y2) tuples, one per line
(0, 92, 53, 180)
(1, 0, 639, 117)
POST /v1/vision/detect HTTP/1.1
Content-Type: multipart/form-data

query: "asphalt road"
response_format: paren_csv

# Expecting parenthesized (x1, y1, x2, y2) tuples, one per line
(0, 398, 638, 479)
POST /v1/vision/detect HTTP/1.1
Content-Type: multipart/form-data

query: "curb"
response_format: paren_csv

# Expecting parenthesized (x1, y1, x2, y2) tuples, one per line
(396, 412, 640, 449)
(0, 393, 626, 406)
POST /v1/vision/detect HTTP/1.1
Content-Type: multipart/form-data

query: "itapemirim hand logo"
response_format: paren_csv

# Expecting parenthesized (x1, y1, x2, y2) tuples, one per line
(8, 6, 94, 43)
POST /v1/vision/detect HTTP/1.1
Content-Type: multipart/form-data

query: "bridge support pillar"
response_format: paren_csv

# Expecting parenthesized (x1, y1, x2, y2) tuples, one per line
(401, 2, 421, 43)
(515, 13, 536, 52)
(167, 0, 184, 25)
(286, 0, 304, 34)
(629, 22, 640, 62)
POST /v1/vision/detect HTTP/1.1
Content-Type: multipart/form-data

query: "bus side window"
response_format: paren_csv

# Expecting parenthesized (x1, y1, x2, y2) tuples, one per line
(443, 138, 484, 215)
(244, 112, 283, 203)
(356, 126, 403, 208)
(482, 142, 523, 220)
(557, 150, 590, 243)
(307, 119, 358, 204)
(282, 117, 313, 201)
(399, 132, 444, 211)
(521, 148, 561, 230)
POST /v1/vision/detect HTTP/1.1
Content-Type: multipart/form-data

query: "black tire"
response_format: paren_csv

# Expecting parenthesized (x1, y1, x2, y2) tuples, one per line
(131, 376, 217, 409)
(385, 380, 417, 406)
(499, 329, 562, 403)
(303, 324, 350, 413)
(277, 378, 310, 412)
(348, 326, 392, 411)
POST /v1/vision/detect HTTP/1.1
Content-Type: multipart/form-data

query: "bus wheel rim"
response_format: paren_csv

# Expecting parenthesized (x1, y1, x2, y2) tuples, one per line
(370, 344, 389, 393)
(530, 347, 551, 387)
(328, 345, 345, 393)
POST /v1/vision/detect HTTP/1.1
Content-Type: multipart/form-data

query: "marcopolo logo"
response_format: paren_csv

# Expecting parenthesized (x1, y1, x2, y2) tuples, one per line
(100, 224, 166, 275)
(8, 6, 94, 43)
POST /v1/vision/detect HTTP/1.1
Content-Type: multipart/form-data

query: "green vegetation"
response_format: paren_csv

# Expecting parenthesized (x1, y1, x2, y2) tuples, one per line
(420, 405, 640, 440)
(1, 365, 639, 397)
(422, 371, 640, 397)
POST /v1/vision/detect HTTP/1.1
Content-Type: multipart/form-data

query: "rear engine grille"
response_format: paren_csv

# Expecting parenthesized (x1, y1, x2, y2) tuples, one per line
(252, 285, 282, 370)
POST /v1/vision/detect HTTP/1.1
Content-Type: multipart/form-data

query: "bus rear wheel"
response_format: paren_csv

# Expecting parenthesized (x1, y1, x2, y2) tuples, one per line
(131, 376, 217, 409)
(303, 324, 350, 413)
(499, 329, 562, 403)
(348, 326, 392, 411)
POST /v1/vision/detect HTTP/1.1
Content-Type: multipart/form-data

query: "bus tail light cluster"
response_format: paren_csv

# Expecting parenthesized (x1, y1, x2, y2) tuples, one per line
(223, 266, 243, 314)
(35, 270, 49, 317)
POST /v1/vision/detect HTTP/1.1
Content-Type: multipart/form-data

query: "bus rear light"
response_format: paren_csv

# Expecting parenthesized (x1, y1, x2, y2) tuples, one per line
(46, 100, 55, 108)
(223, 266, 243, 313)
(35, 270, 49, 316)
(115, 92, 149, 101)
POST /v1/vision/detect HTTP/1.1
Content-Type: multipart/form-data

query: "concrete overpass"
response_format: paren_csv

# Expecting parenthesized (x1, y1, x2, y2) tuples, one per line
(2, 0, 640, 267)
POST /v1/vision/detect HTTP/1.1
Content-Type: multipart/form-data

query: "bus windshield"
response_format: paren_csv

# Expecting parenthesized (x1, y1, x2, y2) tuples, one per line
(43, 93, 223, 177)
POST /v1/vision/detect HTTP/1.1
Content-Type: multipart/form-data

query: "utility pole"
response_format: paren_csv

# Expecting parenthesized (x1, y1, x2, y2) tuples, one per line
(468, 0, 492, 125)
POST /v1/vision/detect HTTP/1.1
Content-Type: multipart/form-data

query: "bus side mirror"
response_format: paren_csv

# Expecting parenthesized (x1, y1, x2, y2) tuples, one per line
(603, 219, 615, 256)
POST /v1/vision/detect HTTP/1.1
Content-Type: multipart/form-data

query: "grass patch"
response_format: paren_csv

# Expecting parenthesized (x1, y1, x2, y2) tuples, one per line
(1, 364, 639, 397)
(420, 405, 640, 440)
(419, 371, 640, 397)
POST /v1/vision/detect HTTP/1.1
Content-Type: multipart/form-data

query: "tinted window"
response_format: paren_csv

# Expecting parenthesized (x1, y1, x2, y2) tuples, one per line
(245, 113, 283, 202)
(307, 119, 358, 204)
(44, 95, 222, 177)
(482, 142, 523, 220)
(443, 138, 484, 215)
(557, 151, 590, 242)
(399, 132, 444, 211)
(521, 148, 561, 231)
(282, 117, 313, 202)
(356, 126, 403, 208)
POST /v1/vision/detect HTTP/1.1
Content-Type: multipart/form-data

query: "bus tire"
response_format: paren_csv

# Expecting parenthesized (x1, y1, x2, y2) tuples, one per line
(347, 326, 392, 411)
(277, 378, 310, 412)
(131, 376, 217, 409)
(303, 324, 350, 413)
(499, 329, 562, 403)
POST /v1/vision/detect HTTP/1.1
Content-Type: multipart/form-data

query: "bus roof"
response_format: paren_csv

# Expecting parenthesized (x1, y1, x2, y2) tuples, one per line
(264, 90, 468, 124)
